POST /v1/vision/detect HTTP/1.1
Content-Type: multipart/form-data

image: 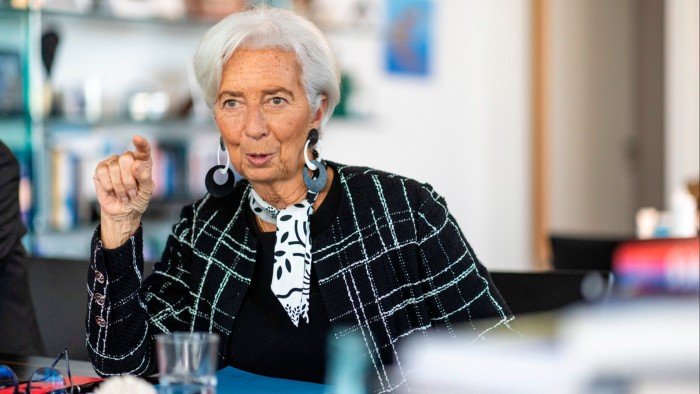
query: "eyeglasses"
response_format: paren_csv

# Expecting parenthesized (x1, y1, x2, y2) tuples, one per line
(0, 349, 75, 394)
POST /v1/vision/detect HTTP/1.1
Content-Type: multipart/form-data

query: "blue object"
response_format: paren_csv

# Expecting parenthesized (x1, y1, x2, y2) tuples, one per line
(385, 0, 433, 76)
(303, 160, 328, 194)
(215, 367, 330, 394)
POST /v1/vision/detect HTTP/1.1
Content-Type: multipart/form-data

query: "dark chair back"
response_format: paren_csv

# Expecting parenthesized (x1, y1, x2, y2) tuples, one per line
(490, 270, 611, 316)
(0, 250, 44, 356)
(23, 257, 91, 361)
(550, 234, 627, 271)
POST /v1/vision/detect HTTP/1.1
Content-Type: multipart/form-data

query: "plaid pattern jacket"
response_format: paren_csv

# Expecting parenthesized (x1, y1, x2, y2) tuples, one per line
(86, 161, 514, 393)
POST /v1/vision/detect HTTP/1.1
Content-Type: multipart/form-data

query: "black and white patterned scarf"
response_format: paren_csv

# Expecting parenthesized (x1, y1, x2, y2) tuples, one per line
(248, 189, 317, 326)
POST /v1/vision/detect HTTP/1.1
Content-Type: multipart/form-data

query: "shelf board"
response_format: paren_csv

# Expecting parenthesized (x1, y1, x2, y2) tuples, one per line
(0, 115, 27, 125)
(32, 219, 176, 260)
(0, 5, 24, 16)
(0, 5, 216, 27)
(0, 5, 379, 34)
(44, 117, 218, 139)
(0, 116, 30, 150)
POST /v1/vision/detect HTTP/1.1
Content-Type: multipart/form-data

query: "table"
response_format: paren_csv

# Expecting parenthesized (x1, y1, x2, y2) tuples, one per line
(215, 367, 328, 393)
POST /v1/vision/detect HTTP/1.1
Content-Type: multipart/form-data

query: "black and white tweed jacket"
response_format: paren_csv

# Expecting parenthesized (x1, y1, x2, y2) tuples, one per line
(86, 161, 514, 393)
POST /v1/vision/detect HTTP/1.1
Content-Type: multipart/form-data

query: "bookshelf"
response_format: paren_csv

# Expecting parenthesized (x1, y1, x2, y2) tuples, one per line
(0, 4, 220, 259)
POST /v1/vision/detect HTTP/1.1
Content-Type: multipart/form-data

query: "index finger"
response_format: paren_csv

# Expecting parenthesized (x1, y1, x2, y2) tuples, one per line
(132, 135, 152, 161)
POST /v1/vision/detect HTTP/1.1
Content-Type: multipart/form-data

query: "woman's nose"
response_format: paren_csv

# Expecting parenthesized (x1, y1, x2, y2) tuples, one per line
(243, 106, 268, 140)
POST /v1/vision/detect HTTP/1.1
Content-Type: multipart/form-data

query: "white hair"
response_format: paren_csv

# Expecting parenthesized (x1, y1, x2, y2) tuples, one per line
(193, 7, 341, 129)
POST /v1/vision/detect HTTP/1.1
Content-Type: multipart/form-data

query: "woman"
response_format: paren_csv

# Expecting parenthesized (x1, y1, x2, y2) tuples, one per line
(86, 7, 513, 391)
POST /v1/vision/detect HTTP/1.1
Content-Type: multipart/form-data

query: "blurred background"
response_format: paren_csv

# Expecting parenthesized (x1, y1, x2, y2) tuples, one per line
(0, 0, 698, 270)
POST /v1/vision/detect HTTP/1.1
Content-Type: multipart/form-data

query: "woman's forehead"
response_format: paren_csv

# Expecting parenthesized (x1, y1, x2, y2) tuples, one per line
(220, 48, 303, 92)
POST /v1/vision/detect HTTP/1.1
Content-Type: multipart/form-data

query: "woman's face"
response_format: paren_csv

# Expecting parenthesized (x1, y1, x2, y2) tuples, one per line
(213, 48, 325, 186)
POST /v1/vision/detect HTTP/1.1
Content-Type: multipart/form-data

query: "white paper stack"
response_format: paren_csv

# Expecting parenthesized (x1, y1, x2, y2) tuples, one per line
(397, 298, 700, 393)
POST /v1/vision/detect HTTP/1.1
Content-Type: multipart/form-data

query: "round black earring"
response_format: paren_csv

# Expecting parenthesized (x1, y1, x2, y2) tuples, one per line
(205, 137, 236, 198)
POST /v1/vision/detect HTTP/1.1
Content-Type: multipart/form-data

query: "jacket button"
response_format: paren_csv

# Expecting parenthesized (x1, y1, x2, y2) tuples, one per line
(94, 293, 105, 306)
(95, 316, 107, 327)
(95, 271, 105, 284)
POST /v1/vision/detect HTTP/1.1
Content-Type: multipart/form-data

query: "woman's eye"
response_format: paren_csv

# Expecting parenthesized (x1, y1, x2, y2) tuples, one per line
(270, 97, 286, 106)
(223, 99, 237, 108)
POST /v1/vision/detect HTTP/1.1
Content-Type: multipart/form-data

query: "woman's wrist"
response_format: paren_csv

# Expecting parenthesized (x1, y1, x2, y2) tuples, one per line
(100, 213, 141, 249)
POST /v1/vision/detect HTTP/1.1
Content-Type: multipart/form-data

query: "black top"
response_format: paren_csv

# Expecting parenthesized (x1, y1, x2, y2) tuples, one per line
(226, 168, 342, 383)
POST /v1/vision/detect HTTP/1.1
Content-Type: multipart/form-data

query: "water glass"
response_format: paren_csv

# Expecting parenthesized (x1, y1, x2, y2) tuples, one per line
(156, 332, 219, 394)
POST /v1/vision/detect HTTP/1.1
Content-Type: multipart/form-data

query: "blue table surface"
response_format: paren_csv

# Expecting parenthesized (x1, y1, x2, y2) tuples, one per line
(216, 366, 330, 393)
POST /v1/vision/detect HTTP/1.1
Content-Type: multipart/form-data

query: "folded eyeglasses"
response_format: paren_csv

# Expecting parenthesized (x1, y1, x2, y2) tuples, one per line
(0, 349, 75, 394)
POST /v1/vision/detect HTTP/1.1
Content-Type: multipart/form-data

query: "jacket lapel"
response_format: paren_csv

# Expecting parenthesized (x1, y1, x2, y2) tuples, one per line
(190, 184, 257, 353)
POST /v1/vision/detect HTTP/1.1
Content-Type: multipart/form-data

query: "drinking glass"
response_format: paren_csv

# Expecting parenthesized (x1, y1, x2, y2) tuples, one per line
(156, 332, 219, 394)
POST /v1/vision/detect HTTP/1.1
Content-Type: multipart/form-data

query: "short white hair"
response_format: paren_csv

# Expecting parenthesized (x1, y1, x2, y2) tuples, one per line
(193, 7, 340, 129)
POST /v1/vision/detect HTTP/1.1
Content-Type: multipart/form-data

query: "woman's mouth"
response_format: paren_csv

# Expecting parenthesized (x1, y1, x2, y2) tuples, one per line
(246, 153, 274, 166)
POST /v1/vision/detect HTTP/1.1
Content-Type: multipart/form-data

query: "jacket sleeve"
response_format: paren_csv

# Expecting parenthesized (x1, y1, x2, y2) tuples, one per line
(86, 204, 196, 376)
(413, 183, 515, 338)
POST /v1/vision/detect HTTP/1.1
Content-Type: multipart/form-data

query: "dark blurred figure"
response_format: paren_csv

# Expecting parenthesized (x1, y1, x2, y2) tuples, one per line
(0, 141, 43, 355)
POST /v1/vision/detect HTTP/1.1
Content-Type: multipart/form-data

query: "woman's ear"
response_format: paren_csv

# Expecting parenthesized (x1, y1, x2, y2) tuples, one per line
(311, 95, 328, 128)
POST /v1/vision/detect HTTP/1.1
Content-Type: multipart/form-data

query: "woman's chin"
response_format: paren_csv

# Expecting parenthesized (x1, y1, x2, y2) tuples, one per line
(241, 166, 276, 183)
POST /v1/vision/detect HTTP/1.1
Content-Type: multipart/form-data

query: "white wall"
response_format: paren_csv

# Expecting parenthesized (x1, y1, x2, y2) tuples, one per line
(665, 0, 700, 202)
(324, 0, 532, 270)
(548, 0, 637, 236)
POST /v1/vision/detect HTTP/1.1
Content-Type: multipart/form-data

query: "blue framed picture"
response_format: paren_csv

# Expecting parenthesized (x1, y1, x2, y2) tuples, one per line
(385, 0, 433, 76)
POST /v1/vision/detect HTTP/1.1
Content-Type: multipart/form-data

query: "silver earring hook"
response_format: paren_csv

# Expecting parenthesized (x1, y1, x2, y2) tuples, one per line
(217, 139, 230, 174)
(304, 139, 318, 171)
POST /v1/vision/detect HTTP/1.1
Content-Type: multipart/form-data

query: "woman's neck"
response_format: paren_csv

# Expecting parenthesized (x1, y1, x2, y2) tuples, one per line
(251, 178, 308, 209)
(249, 167, 334, 211)
(251, 167, 334, 233)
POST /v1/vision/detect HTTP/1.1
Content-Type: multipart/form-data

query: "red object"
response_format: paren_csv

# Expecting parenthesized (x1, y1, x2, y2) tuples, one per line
(613, 237, 700, 294)
(0, 376, 102, 394)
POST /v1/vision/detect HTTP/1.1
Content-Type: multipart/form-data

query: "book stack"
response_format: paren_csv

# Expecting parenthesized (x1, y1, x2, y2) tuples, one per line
(51, 150, 82, 231)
